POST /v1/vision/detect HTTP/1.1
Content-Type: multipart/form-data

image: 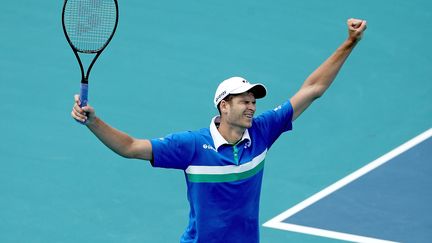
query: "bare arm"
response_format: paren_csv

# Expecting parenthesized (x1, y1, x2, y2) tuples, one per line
(290, 18, 367, 121)
(71, 95, 153, 161)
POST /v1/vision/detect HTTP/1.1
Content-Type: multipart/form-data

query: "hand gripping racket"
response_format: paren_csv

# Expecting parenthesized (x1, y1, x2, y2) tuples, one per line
(62, 0, 119, 123)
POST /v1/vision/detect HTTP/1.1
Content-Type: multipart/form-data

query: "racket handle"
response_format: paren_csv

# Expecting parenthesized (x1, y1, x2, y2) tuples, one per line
(76, 83, 89, 125)
(79, 83, 89, 108)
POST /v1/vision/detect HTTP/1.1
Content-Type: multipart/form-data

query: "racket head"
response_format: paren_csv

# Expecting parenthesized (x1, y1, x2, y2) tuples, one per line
(62, 0, 119, 54)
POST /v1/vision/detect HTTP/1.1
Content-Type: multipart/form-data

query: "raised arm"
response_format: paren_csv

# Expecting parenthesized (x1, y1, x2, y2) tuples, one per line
(71, 95, 153, 161)
(290, 18, 367, 121)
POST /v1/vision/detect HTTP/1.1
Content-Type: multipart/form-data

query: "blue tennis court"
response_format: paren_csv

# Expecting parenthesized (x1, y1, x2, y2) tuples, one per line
(1, 0, 431, 242)
(264, 129, 432, 242)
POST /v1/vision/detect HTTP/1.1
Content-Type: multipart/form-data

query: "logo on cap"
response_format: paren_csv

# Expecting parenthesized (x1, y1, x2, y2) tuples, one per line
(215, 90, 226, 104)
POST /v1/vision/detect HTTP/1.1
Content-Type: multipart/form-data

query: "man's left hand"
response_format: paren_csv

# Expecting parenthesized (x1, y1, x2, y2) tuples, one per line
(347, 18, 367, 42)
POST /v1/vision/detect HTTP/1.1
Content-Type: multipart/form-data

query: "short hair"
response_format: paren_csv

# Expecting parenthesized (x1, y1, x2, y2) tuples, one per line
(217, 94, 235, 115)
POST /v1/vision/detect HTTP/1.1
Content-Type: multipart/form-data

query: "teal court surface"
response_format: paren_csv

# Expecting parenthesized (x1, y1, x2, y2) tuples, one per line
(1, 0, 431, 242)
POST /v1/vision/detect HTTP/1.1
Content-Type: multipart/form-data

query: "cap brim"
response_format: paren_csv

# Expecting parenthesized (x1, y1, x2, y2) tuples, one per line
(248, 84, 267, 99)
(231, 83, 267, 99)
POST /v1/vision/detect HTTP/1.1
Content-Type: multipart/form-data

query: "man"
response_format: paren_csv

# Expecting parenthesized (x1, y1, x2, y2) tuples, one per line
(71, 18, 367, 243)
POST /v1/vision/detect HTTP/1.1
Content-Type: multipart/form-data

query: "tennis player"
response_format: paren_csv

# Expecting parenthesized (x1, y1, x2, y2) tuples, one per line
(71, 18, 367, 243)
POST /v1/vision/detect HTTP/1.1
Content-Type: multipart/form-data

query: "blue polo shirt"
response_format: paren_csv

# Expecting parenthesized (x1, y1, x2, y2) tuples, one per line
(150, 100, 294, 243)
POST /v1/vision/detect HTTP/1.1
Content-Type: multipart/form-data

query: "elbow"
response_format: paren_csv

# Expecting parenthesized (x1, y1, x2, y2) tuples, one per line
(313, 85, 327, 99)
(314, 91, 324, 99)
(120, 146, 140, 159)
(114, 141, 137, 159)
(119, 138, 150, 160)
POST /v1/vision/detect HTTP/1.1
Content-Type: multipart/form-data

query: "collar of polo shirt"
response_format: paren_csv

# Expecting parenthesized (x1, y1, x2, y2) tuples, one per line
(209, 116, 251, 150)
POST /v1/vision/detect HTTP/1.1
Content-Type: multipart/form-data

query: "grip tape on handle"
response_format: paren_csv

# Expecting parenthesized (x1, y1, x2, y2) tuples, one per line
(80, 83, 88, 108)
(77, 83, 89, 125)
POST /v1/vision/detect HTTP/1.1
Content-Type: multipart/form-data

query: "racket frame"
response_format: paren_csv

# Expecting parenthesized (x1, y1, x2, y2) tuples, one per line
(61, 0, 119, 110)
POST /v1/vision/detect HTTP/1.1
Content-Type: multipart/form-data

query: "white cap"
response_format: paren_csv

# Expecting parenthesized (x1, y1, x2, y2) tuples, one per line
(214, 76, 267, 108)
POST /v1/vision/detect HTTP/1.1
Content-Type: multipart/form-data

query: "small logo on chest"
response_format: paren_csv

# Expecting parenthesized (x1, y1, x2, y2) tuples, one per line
(203, 144, 217, 152)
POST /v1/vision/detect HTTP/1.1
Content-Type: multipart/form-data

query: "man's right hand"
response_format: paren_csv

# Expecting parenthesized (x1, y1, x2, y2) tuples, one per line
(71, 94, 96, 125)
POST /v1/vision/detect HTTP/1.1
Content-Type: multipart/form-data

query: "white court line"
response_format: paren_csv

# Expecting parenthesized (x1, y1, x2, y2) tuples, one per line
(264, 223, 398, 243)
(263, 128, 432, 243)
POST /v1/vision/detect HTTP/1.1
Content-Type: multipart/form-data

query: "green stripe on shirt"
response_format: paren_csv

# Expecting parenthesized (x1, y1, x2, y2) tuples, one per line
(187, 160, 265, 183)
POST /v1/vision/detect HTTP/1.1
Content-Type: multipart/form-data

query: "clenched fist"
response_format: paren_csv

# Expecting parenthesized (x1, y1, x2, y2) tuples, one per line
(347, 18, 367, 42)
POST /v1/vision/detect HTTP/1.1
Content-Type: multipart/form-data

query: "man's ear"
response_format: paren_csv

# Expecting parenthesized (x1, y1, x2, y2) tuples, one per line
(220, 100, 228, 113)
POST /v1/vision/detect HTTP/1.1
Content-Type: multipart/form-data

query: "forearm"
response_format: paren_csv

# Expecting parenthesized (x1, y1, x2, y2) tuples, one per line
(86, 117, 136, 158)
(289, 18, 366, 121)
(302, 38, 358, 96)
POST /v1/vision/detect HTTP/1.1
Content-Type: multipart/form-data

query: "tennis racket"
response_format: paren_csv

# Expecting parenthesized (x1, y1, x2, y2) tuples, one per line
(62, 0, 119, 123)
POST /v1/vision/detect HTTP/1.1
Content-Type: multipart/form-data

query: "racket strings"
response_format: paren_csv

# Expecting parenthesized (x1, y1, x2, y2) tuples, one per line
(64, 0, 117, 53)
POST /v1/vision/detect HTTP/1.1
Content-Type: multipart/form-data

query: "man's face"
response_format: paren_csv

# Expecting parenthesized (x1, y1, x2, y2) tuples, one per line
(223, 92, 256, 129)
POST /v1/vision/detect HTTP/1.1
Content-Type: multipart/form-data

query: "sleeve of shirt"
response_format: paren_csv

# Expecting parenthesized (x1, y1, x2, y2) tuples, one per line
(253, 100, 294, 148)
(150, 131, 195, 170)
